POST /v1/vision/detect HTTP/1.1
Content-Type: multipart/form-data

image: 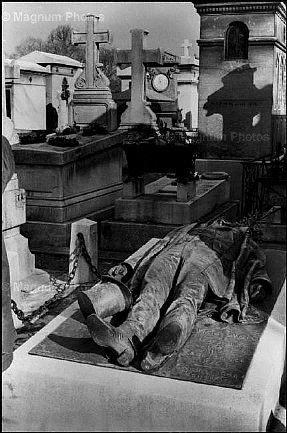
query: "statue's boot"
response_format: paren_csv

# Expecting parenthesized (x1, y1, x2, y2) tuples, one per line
(78, 276, 135, 367)
(86, 314, 135, 367)
(78, 276, 132, 319)
(141, 299, 197, 372)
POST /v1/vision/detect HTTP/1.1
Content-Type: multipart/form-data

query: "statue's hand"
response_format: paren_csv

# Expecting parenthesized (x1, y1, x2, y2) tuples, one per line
(108, 263, 129, 281)
(249, 282, 265, 302)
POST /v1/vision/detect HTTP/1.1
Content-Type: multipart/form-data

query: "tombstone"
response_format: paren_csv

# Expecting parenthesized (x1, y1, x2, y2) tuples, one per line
(71, 14, 117, 132)
(177, 39, 199, 130)
(116, 29, 180, 129)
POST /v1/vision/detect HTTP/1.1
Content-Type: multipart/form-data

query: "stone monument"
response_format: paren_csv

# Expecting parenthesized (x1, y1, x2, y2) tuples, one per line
(98, 32, 235, 259)
(71, 14, 117, 132)
(117, 29, 180, 129)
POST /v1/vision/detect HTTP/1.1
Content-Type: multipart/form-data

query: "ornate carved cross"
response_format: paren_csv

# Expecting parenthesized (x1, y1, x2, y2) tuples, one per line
(72, 14, 111, 88)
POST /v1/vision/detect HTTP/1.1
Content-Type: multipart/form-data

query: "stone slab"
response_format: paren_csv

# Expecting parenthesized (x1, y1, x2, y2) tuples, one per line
(115, 177, 230, 224)
(261, 224, 286, 245)
(2, 245, 286, 432)
(30, 248, 286, 389)
(20, 204, 114, 253)
(12, 132, 126, 255)
(25, 201, 239, 269)
(14, 145, 123, 223)
(12, 131, 127, 165)
(195, 159, 243, 205)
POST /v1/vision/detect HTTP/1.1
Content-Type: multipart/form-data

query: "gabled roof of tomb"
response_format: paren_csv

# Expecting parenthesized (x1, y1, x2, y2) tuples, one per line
(19, 51, 83, 68)
(5, 58, 50, 74)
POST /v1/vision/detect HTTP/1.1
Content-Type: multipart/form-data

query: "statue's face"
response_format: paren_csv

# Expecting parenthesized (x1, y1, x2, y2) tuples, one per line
(108, 264, 128, 281)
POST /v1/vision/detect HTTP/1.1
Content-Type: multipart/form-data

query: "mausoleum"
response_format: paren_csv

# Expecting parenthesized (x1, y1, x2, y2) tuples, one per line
(5, 58, 50, 132)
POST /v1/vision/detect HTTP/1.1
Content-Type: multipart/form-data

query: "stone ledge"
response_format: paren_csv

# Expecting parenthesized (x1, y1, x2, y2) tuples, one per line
(12, 130, 127, 165)
(101, 201, 239, 255)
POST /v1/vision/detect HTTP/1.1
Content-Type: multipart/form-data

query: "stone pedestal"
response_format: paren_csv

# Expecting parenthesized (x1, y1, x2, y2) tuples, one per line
(12, 131, 126, 256)
(69, 219, 98, 286)
(71, 14, 117, 133)
(72, 89, 117, 132)
(2, 173, 53, 328)
(2, 174, 34, 283)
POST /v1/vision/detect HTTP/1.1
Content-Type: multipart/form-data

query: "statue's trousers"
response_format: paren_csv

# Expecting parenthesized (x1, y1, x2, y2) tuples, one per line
(119, 239, 209, 351)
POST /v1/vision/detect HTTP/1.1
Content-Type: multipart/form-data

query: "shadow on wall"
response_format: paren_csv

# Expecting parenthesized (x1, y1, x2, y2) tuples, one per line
(46, 103, 58, 133)
(200, 64, 273, 159)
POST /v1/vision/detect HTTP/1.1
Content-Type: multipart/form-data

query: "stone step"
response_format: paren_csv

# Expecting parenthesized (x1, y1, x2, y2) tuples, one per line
(100, 200, 240, 255)
(31, 201, 239, 271)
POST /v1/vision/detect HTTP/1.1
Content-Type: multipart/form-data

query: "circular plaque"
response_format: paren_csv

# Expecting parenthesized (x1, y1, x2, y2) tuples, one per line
(151, 73, 169, 92)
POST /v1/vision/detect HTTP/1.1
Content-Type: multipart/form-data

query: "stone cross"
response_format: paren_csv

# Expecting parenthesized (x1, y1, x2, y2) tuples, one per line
(72, 14, 111, 88)
(181, 39, 191, 57)
(117, 29, 179, 128)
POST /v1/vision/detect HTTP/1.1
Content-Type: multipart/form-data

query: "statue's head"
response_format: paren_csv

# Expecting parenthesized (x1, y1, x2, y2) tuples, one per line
(108, 262, 134, 284)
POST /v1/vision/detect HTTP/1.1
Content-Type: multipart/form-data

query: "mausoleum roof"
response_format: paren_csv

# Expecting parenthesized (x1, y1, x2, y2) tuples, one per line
(19, 51, 83, 68)
(5, 58, 50, 74)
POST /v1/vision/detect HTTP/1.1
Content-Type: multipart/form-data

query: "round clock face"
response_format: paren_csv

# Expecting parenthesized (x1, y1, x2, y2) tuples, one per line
(152, 73, 169, 92)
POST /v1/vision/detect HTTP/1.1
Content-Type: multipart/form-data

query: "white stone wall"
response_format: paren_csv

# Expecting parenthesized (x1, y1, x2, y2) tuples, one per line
(12, 73, 47, 130)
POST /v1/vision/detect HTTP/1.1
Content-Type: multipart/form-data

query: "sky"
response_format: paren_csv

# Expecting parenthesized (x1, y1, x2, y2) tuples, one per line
(2, 2, 200, 58)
